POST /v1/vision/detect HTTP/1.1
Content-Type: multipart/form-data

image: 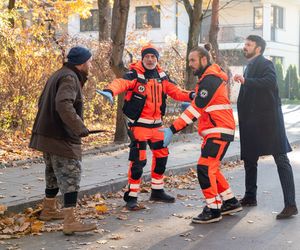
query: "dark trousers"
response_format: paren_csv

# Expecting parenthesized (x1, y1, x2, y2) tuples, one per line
(244, 153, 296, 206)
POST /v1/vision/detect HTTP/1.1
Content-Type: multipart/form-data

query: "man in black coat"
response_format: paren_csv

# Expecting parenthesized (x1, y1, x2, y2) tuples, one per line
(233, 35, 297, 219)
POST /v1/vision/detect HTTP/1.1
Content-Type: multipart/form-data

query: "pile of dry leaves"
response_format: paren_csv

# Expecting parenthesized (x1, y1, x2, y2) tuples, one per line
(0, 192, 116, 241)
(0, 128, 114, 167)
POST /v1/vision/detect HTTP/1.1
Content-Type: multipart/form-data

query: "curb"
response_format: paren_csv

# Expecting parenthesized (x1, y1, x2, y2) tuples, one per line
(6, 153, 239, 214)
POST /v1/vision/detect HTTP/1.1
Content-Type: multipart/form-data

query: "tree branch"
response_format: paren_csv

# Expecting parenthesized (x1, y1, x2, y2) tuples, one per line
(182, 0, 193, 18)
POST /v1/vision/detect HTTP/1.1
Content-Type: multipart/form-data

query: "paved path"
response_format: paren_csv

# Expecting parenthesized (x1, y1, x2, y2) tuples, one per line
(6, 147, 300, 250)
(1, 105, 300, 212)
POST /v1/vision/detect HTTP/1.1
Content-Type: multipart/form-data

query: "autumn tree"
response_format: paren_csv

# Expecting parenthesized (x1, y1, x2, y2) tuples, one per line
(0, 0, 93, 131)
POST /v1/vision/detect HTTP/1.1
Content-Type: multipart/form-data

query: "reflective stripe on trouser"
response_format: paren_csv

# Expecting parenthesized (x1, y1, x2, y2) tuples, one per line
(197, 138, 233, 209)
(128, 126, 169, 196)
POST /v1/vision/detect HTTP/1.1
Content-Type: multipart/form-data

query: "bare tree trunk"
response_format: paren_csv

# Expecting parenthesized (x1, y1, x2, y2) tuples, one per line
(110, 0, 130, 142)
(208, 0, 232, 88)
(7, 0, 16, 72)
(98, 0, 111, 41)
(182, 0, 203, 133)
(183, 0, 203, 91)
(209, 0, 220, 64)
(8, 0, 15, 27)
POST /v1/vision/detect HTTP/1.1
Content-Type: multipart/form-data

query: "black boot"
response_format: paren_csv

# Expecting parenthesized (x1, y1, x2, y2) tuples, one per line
(192, 206, 222, 224)
(221, 197, 243, 215)
(239, 196, 257, 207)
(150, 189, 175, 203)
(276, 205, 298, 219)
(123, 191, 139, 210)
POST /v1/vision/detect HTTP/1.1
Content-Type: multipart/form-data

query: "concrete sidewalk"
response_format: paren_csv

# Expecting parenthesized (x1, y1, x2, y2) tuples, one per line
(1, 105, 300, 213)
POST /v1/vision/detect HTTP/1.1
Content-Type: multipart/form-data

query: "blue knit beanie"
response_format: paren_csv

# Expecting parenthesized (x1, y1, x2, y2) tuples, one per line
(141, 44, 159, 60)
(67, 46, 92, 65)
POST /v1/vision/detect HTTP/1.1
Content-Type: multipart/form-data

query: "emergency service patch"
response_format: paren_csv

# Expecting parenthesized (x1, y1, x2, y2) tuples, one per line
(195, 75, 222, 108)
(138, 85, 146, 93)
(199, 89, 208, 98)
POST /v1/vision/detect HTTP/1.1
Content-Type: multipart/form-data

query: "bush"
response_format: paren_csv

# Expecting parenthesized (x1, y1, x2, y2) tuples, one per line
(285, 65, 299, 100)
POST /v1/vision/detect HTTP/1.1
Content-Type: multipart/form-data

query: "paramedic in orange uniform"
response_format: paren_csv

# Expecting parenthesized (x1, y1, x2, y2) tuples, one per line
(98, 44, 194, 210)
(162, 45, 242, 224)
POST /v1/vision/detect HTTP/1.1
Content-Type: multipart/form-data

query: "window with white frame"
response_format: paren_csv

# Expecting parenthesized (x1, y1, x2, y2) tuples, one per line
(80, 9, 99, 32)
(136, 5, 160, 29)
(254, 7, 263, 29)
(254, 5, 284, 30)
(271, 6, 284, 29)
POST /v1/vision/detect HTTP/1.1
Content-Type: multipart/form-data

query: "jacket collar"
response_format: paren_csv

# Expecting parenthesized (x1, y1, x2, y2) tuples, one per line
(195, 63, 211, 78)
(64, 62, 88, 87)
(197, 63, 228, 83)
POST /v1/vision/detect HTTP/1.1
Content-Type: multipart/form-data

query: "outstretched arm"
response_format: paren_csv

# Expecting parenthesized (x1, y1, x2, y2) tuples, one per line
(164, 80, 195, 102)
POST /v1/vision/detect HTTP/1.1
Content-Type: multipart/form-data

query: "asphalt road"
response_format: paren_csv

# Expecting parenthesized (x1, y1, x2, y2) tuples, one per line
(4, 146, 300, 250)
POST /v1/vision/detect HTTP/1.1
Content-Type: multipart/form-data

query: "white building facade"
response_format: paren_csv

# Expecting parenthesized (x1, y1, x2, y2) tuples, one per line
(68, 0, 300, 72)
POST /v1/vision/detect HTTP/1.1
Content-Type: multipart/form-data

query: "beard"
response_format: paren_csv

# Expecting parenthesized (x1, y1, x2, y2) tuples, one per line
(193, 66, 205, 76)
(243, 49, 256, 59)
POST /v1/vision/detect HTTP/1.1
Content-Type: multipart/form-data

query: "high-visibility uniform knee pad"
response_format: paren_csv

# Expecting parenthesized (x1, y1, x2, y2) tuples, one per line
(131, 160, 147, 180)
(197, 164, 210, 189)
(153, 156, 168, 175)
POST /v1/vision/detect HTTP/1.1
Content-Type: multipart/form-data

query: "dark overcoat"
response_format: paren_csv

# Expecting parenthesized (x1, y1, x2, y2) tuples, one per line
(237, 55, 291, 160)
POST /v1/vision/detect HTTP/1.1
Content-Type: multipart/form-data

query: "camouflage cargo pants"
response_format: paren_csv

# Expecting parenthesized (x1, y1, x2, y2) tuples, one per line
(43, 153, 82, 195)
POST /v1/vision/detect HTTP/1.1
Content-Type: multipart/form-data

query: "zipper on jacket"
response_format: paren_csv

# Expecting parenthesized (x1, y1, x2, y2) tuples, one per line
(151, 85, 154, 103)
(157, 83, 160, 103)
(153, 80, 157, 118)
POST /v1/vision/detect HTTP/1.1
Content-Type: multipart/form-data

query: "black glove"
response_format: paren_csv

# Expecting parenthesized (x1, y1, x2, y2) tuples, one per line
(79, 128, 89, 137)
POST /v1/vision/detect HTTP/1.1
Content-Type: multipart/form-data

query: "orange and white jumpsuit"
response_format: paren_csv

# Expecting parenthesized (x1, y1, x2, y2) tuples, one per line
(103, 61, 194, 197)
(170, 64, 235, 209)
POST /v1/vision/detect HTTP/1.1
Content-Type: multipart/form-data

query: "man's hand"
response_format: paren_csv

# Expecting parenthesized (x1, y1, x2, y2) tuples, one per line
(79, 128, 89, 137)
(190, 91, 196, 99)
(96, 90, 114, 105)
(160, 128, 174, 147)
(233, 74, 245, 84)
(180, 102, 190, 112)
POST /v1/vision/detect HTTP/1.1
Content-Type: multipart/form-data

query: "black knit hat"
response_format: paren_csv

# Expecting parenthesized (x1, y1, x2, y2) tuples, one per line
(141, 44, 159, 60)
(67, 46, 92, 65)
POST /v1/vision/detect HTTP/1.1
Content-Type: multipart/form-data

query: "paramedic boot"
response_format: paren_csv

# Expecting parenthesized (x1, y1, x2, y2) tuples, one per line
(192, 206, 222, 224)
(221, 197, 243, 215)
(150, 189, 175, 203)
(124, 191, 139, 210)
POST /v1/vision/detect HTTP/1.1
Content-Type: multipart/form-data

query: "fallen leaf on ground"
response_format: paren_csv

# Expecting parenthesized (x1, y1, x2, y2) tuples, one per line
(0, 204, 7, 214)
(95, 204, 109, 214)
(117, 214, 128, 220)
(31, 220, 44, 233)
(134, 226, 143, 232)
(109, 234, 123, 240)
(97, 240, 108, 244)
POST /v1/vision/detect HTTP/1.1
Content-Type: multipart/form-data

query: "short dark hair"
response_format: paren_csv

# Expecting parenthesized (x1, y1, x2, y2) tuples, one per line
(246, 35, 266, 54)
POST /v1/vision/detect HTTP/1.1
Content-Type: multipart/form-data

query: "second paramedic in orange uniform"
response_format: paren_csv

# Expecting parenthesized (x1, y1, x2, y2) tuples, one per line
(98, 44, 194, 210)
(162, 45, 242, 224)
